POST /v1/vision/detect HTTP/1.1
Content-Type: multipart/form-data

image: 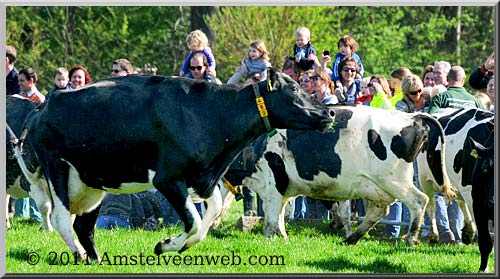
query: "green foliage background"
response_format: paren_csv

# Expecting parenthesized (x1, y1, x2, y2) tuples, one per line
(6, 6, 495, 92)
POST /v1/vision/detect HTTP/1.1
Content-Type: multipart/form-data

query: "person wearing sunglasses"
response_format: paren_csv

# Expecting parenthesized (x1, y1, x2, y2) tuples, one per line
(311, 69, 338, 105)
(111, 58, 133, 77)
(395, 74, 429, 113)
(334, 57, 361, 104)
(299, 70, 315, 94)
(187, 52, 222, 85)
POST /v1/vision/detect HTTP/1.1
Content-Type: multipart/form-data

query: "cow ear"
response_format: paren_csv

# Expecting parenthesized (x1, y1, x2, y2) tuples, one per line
(467, 137, 485, 158)
(266, 67, 278, 92)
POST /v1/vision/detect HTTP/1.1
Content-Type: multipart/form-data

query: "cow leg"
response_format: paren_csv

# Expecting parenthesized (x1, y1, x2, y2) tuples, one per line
(154, 180, 201, 254)
(211, 181, 234, 229)
(472, 194, 493, 272)
(456, 198, 476, 245)
(324, 200, 352, 237)
(73, 204, 101, 261)
(29, 184, 53, 232)
(6, 193, 11, 229)
(419, 181, 440, 244)
(392, 185, 429, 246)
(345, 201, 389, 244)
(47, 161, 87, 262)
(183, 186, 222, 250)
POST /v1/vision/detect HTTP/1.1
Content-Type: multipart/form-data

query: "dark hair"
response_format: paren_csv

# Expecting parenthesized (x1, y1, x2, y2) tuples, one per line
(19, 67, 37, 83)
(69, 65, 92, 84)
(338, 35, 358, 53)
(337, 56, 359, 79)
(422, 65, 434, 80)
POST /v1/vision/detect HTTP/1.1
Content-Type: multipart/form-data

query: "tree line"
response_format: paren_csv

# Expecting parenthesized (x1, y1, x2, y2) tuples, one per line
(6, 6, 494, 92)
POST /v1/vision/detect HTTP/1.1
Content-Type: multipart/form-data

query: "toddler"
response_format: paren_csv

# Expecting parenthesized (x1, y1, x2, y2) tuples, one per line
(47, 67, 70, 97)
(227, 40, 271, 84)
(292, 27, 320, 72)
(180, 30, 216, 79)
(331, 35, 364, 82)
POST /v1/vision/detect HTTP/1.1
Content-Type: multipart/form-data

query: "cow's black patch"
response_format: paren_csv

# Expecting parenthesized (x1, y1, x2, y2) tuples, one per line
(285, 107, 352, 180)
(453, 149, 464, 174)
(440, 109, 477, 136)
(391, 123, 426, 163)
(191, 81, 208, 93)
(264, 152, 289, 196)
(224, 134, 268, 185)
(367, 129, 387, 161)
(146, 75, 166, 86)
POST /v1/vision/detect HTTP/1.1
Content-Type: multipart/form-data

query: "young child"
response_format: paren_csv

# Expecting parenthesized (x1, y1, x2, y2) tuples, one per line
(47, 67, 70, 98)
(227, 40, 271, 84)
(292, 27, 320, 72)
(356, 77, 372, 106)
(180, 30, 216, 79)
(331, 35, 364, 82)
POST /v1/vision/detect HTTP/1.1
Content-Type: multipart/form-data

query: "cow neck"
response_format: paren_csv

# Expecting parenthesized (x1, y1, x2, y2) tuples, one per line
(252, 83, 273, 133)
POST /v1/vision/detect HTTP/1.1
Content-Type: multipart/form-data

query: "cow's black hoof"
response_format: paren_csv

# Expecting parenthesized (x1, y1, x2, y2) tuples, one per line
(178, 245, 189, 253)
(154, 238, 171, 255)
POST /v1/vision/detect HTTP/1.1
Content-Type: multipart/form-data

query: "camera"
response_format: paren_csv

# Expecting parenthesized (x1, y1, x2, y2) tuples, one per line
(323, 50, 330, 56)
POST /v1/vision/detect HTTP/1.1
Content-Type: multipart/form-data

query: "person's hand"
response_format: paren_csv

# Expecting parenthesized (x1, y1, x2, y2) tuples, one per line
(369, 82, 383, 95)
(483, 52, 494, 70)
(206, 68, 217, 79)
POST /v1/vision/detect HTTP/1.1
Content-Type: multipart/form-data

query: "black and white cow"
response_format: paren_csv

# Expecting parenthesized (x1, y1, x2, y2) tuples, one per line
(13, 69, 334, 262)
(221, 105, 455, 246)
(216, 136, 352, 237)
(416, 108, 494, 272)
(6, 95, 52, 231)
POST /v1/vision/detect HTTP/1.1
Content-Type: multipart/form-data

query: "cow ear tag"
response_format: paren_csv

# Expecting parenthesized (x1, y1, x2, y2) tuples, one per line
(267, 79, 274, 91)
(470, 149, 479, 159)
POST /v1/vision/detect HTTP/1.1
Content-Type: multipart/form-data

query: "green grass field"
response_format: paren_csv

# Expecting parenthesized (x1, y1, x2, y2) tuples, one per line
(5, 205, 495, 274)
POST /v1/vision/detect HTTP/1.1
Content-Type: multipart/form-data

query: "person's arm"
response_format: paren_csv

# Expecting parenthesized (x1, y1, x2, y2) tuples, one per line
(180, 52, 194, 76)
(428, 95, 444, 114)
(203, 47, 216, 71)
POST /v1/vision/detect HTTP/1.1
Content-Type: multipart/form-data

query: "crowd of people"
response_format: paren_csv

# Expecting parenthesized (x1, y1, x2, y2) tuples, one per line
(6, 26, 495, 240)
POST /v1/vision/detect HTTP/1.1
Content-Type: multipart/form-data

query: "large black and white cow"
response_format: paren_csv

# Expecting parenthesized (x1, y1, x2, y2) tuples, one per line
(416, 108, 494, 272)
(13, 69, 334, 262)
(221, 105, 455, 246)
(6, 95, 52, 231)
(216, 135, 352, 237)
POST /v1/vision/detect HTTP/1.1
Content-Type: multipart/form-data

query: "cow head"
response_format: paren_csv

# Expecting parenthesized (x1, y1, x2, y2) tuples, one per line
(461, 120, 494, 191)
(262, 67, 334, 131)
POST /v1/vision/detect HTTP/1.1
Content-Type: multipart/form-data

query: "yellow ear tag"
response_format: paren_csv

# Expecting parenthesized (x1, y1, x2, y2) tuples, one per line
(267, 79, 273, 91)
(470, 149, 479, 159)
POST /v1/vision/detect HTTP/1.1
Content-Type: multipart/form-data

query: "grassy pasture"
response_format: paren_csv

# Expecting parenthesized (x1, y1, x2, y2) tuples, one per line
(4, 203, 495, 275)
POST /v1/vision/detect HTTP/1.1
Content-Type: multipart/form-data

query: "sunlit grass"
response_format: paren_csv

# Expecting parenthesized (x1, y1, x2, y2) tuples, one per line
(5, 204, 494, 274)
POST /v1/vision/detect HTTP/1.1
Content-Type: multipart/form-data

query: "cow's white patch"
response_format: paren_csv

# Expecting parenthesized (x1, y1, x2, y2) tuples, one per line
(103, 170, 156, 194)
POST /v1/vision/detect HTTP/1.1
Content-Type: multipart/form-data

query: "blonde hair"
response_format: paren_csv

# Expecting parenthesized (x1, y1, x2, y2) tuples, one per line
(401, 74, 424, 96)
(53, 67, 69, 78)
(247, 40, 270, 62)
(186, 30, 209, 49)
(476, 92, 491, 111)
(295, 26, 311, 38)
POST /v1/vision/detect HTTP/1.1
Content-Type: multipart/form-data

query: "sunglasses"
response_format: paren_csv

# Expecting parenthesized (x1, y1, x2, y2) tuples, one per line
(300, 78, 311, 83)
(311, 75, 322, 81)
(111, 69, 123, 73)
(190, 66, 204, 71)
(409, 89, 422, 95)
(342, 67, 356, 73)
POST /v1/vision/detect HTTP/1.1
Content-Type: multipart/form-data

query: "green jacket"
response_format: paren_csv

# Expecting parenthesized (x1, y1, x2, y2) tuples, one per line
(428, 86, 485, 113)
(370, 91, 394, 110)
(389, 91, 403, 107)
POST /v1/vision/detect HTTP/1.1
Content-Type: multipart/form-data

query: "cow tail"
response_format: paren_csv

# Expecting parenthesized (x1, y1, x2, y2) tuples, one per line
(417, 113, 458, 201)
(9, 125, 39, 186)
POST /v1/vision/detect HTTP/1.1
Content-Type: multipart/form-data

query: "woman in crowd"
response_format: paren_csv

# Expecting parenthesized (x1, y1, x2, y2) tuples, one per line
(334, 57, 361, 104)
(68, 65, 92, 89)
(311, 69, 338, 105)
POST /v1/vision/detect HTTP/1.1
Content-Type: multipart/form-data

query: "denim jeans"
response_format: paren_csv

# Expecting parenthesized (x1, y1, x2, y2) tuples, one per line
(435, 194, 464, 243)
(384, 201, 402, 237)
(293, 196, 307, 219)
(96, 215, 131, 229)
(14, 198, 42, 222)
